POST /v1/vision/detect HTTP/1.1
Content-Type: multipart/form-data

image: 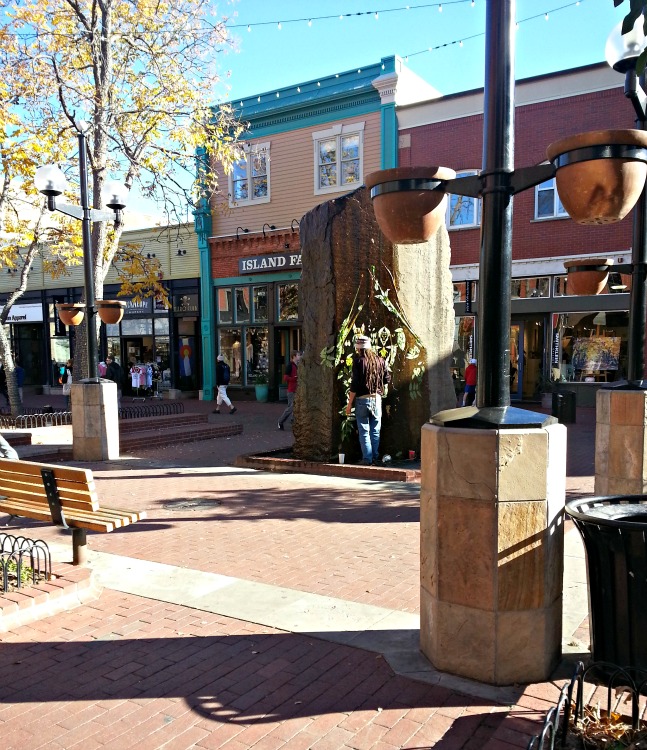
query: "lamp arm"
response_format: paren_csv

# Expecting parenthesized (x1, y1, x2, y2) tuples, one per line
(625, 69, 647, 123)
(53, 202, 84, 221)
(442, 162, 555, 200)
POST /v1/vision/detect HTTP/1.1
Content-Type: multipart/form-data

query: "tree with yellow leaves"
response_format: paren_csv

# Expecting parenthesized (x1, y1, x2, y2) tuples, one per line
(0, 0, 244, 413)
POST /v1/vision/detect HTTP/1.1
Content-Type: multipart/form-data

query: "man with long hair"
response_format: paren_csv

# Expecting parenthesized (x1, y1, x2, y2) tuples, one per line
(345, 334, 391, 465)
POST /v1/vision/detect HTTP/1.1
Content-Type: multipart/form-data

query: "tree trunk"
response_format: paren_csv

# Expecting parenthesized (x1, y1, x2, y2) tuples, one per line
(0, 325, 23, 417)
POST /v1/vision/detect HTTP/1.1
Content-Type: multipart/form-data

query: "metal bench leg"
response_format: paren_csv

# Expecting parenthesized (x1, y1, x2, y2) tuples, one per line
(72, 528, 88, 565)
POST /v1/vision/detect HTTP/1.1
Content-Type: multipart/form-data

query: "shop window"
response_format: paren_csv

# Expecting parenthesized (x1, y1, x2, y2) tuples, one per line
(229, 142, 270, 207)
(235, 287, 250, 323)
(278, 283, 299, 321)
(246, 327, 269, 383)
(217, 288, 233, 323)
(218, 328, 243, 385)
(452, 281, 478, 303)
(154, 317, 169, 335)
(105, 323, 119, 337)
(121, 318, 153, 335)
(556, 311, 629, 382)
(313, 122, 364, 195)
(511, 277, 550, 299)
(253, 285, 268, 322)
(535, 178, 567, 219)
(450, 315, 476, 402)
(554, 273, 624, 297)
(447, 171, 481, 229)
(106, 337, 120, 362)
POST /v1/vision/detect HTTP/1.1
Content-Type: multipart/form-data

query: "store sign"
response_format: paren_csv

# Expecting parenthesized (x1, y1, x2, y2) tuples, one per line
(174, 294, 199, 314)
(0, 303, 43, 323)
(239, 253, 302, 274)
(465, 281, 472, 313)
(552, 329, 561, 367)
(123, 297, 153, 315)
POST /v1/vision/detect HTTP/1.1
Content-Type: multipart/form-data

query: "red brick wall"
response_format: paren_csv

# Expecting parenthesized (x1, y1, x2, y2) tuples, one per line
(400, 87, 633, 268)
(210, 230, 301, 279)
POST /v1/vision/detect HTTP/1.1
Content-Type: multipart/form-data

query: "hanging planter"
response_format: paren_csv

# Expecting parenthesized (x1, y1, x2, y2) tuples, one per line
(56, 303, 85, 326)
(547, 129, 647, 225)
(563, 258, 613, 296)
(365, 166, 456, 244)
(96, 300, 126, 325)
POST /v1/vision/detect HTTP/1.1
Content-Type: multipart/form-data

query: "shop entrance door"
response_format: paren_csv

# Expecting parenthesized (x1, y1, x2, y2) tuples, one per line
(122, 338, 143, 394)
(274, 327, 302, 397)
(511, 316, 545, 401)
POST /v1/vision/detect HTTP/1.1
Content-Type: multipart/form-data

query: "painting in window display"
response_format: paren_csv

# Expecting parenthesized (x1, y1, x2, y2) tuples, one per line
(554, 311, 628, 382)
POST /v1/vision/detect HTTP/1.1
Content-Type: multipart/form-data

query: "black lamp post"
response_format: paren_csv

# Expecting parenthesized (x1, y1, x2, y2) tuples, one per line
(34, 128, 128, 381)
(605, 20, 647, 386)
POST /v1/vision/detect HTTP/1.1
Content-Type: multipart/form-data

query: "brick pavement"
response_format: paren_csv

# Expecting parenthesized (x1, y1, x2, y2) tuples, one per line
(0, 396, 598, 749)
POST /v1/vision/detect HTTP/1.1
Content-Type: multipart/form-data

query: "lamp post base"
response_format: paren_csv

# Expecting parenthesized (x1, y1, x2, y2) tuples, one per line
(71, 380, 120, 461)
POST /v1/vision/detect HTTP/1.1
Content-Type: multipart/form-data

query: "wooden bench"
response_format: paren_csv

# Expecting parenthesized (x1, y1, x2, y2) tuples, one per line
(0, 458, 146, 564)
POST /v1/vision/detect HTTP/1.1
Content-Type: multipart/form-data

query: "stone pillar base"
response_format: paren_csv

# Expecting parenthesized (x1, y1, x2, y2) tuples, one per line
(71, 380, 119, 461)
(420, 421, 566, 685)
(595, 388, 647, 495)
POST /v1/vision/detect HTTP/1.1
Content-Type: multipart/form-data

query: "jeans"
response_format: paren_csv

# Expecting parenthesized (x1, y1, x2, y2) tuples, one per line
(279, 391, 295, 426)
(355, 395, 382, 463)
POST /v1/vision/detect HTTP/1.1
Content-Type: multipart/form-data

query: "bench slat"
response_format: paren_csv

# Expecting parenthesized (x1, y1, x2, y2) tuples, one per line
(0, 498, 145, 533)
(0, 480, 99, 511)
(0, 458, 94, 484)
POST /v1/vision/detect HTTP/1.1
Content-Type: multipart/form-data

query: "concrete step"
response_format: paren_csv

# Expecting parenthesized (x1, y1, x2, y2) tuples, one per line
(119, 421, 242, 452)
(118, 413, 207, 434)
(2, 431, 33, 447)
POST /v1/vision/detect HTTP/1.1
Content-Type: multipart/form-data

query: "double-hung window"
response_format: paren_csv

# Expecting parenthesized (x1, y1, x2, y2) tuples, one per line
(229, 141, 270, 206)
(535, 178, 567, 219)
(313, 122, 364, 195)
(447, 170, 481, 229)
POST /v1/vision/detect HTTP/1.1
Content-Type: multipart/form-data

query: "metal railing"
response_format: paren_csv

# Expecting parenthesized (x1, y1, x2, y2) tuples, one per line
(118, 402, 185, 419)
(0, 401, 184, 428)
(0, 411, 72, 429)
(0, 534, 51, 594)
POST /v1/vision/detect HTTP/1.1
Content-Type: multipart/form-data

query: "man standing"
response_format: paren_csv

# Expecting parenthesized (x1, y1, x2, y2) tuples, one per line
(345, 334, 391, 465)
(278, 350, 300, 430)
(214, 354, 237, 414)
(105, 355, 124, 405)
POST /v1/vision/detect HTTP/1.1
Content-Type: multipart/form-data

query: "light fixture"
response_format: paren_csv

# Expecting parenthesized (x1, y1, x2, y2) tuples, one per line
(291, 219, 300, 232)
(35, 133, 127, 380)
(262, 223, 276, 237)
(236, 226, 249, 240)
(146, 252, 156, 259)
(176, 248, 187, 256)
(606, 15, 647, 73)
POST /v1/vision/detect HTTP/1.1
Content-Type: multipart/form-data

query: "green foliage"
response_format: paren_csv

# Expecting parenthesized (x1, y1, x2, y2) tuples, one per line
(320, 265, 427, 449)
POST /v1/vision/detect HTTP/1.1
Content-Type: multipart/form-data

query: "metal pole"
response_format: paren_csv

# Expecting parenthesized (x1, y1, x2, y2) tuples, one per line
(477, 0, 515, 408)
(627, 71, 647, 384)
(77, 132, 98, 380)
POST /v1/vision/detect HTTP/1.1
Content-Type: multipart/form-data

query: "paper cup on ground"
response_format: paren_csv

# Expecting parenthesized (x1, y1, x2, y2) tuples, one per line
(339, 453, 345, 464)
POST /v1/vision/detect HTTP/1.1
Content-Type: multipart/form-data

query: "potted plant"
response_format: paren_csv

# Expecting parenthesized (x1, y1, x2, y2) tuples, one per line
(56, 302, 85, 326)
(96, 299, 126, 325)
(547, 129, 647, 225)
(563, 258, 614, 296)
(365, 165, 456, 244)
(254, 370, 269, 402)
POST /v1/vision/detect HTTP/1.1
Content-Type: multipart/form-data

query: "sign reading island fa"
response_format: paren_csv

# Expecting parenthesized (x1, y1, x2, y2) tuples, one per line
(238, 253, 302, 274)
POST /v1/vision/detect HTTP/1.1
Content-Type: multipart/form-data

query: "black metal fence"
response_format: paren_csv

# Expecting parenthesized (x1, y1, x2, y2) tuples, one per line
(0, 534, 51, 594)
(118, 402, 185, 419)
(0, 411, 72, 429)
(0, 401, 184, 428)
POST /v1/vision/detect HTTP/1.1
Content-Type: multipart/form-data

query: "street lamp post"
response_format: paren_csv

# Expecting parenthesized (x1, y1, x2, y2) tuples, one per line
(34, 128, 128, 380)
(606, 21, 647, 386)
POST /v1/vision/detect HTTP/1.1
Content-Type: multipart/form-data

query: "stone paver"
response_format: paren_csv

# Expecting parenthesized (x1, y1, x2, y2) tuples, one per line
(0, 395, 598, 748)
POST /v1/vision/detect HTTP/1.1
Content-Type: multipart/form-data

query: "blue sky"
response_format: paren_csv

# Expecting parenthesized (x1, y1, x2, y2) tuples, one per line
(217, 0, 628, 102)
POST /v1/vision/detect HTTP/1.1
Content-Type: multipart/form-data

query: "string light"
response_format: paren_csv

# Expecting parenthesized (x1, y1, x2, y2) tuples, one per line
(545, 12, 549, 20)
(438, 3, 442, 11)
(247, 24, 251, 32)
(277, 21, 281, 30)
(308, 19, 312, 26)
(375, 11, 379, 19)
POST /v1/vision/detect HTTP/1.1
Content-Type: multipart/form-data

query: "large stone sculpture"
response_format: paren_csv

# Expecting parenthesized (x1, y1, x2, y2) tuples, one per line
(293, 186, 456, 462)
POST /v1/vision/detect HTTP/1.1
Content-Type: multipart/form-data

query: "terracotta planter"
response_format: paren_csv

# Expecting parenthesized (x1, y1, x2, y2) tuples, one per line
(563, 258, 613, 296)
(547, 129, 647, 225)
(365, 166, 456, 244)
(56, 303, 85, 326)
(96, 300, 126, 325)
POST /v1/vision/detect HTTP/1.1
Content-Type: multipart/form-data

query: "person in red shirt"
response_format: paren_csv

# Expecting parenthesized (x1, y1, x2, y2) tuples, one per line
(463, 358, 477, 406)
(278, 350, 300, 430)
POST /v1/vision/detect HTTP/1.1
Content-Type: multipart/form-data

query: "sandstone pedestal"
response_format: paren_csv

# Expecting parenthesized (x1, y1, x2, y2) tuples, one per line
(595, 388, 647, 495)
(71, 380, 119, 461)
(420, 422, 566, 685)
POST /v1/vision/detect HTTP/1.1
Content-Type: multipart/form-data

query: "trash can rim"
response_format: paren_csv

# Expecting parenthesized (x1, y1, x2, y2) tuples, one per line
(566, 495, 647, 530)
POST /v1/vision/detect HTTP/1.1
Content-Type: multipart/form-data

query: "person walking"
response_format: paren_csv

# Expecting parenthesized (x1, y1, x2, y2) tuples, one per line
(345, 334, 391, 465)
(278, 350, 300, 430)
(61, 359, 73, 411)
(213, 354, 237, 414)
(104, 355, 124, 405)
(463, 358, 478, 406)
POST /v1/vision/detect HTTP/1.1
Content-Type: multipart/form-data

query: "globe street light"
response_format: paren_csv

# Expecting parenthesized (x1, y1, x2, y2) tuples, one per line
(35, 129, 128, 380)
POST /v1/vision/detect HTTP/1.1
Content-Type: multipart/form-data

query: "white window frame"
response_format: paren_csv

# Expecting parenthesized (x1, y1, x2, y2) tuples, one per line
(228, 141, 271, 207)
(312, 121, 364, 196)
(446, 170, 481, 229)
(534, 177, 567, 220)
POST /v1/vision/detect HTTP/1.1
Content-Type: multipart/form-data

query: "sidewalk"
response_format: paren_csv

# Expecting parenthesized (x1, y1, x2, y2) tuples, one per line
(0, 398, 597, 750)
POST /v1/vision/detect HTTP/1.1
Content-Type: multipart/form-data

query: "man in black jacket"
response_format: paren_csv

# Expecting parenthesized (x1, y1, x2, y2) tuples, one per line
(105, 356, 124, 405)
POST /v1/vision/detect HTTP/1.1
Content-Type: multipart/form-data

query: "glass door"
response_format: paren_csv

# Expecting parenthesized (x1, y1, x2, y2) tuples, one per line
(510, 323, 523, 401)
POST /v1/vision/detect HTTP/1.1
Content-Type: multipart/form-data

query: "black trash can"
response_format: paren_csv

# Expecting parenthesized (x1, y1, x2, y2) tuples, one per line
(566, 496, 647, 673)
(552, 390, 576, 423)
(42, 405, 54, 414)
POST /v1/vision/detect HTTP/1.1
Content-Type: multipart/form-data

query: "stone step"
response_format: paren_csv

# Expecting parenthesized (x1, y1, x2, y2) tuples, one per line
(2, 431, 33, 447)
(118, 413, 207, 434)
(119, 421, 242, 453)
